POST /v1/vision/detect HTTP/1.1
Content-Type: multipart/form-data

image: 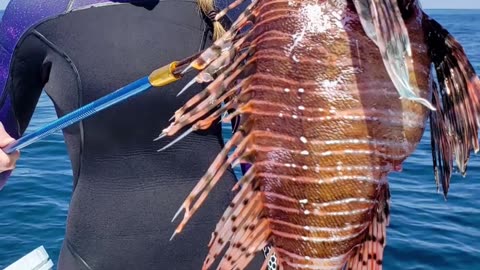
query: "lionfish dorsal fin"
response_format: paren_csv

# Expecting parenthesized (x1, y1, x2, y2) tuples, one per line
(424, 13, 480, 197)
(352, 0, 435, 110)
(346, 186, 390, 270)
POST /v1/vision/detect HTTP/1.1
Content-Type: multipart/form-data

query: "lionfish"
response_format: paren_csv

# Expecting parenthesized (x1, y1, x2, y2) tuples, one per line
(158, 0, 480, 269)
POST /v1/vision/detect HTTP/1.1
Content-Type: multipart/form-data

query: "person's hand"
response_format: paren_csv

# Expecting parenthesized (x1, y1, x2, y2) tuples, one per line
(0, 123, 19, 172)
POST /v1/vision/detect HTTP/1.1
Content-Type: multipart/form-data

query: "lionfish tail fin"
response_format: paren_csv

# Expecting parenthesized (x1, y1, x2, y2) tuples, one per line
(346, 185, 390, 270)
(353, 0, 434, 110)
(424, 14, 480, 197)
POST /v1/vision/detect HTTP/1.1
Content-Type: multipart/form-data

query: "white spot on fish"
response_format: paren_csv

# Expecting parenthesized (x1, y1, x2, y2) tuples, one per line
(284, 88, 290, 93)
(299, 199, 308, 204)
(302, 165, 309, 170)
(304, 210, 311, 215)
(322, 151, 332, 156)
(332, 10, 342, 20)
(279, 113, 284, 117)
(322, 79, 338, 88)
(288, 28, 306, 54)
(298, 88, 305, 93)
(300, 136, 308, 144)
(298, 105, 305, 111)
(292, 115, 299, 119)
(302, 4, 333, 34)
(301, 150, 309, 156)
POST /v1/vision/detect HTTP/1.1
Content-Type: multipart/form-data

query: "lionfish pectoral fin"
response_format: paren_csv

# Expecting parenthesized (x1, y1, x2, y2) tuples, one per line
(424, 14, 480, 198)
(353, 0, 434, 110)
(352, 0, 377, 42)
(346, 185, 390, 270)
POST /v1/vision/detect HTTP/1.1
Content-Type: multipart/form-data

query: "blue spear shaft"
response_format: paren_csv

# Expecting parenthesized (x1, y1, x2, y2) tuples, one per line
(2, 60, 183, 154)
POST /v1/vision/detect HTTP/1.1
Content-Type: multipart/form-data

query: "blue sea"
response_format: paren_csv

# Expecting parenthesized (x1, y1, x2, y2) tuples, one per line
(1, 8, 480, 270)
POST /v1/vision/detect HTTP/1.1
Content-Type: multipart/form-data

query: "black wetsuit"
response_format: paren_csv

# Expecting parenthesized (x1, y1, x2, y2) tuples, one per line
(2, 1, 261, 269)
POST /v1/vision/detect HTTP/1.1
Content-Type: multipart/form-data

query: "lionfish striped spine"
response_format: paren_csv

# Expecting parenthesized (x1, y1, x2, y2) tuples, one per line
(159, 0, 480, 269)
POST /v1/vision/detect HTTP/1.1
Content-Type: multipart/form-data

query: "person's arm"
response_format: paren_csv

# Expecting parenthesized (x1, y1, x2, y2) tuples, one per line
(0, 123, 20, 170)
(0, 29, 51, 189)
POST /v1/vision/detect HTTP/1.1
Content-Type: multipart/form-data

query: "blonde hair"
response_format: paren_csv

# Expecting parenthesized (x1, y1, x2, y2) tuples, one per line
(197, 0, 227, 40)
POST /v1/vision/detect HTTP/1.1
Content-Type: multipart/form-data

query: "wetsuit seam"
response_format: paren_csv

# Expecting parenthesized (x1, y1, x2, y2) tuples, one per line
(0, 7, 72, 133)
(31, 29, 84, 187)
(66, 239, 93, 270)
(0, 0, 202, 109)
(199, 17, 209, 51)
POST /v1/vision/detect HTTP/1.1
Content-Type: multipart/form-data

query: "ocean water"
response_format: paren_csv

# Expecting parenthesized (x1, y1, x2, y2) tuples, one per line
(1, 8, 480, 270)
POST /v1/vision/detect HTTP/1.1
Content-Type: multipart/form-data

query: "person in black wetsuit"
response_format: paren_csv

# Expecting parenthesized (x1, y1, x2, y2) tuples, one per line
(0, 0, 262, 269)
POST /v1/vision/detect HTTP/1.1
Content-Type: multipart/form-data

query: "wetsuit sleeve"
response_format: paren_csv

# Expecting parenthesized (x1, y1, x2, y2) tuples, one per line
(0, 31, 51, 189)
(7, 33, 51, 135)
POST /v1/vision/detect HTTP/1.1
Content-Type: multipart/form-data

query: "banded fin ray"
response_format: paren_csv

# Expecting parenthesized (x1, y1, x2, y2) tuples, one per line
(352, 0, 435, 110)
(345, 185, 390, 270)
(163, 1, 283, 268)
(424, 14, 480, 197)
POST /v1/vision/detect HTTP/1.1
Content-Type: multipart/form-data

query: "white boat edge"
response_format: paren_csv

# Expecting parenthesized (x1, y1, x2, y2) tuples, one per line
(3, 246, 53, 270)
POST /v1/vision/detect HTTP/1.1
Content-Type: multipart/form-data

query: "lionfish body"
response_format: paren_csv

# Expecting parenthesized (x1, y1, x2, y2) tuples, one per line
(161, 0, 480, 269)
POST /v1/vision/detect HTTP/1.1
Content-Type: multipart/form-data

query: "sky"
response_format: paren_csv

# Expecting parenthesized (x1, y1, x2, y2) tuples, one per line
(0, 0, 480, 10)
(421, 0, 480, 9)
